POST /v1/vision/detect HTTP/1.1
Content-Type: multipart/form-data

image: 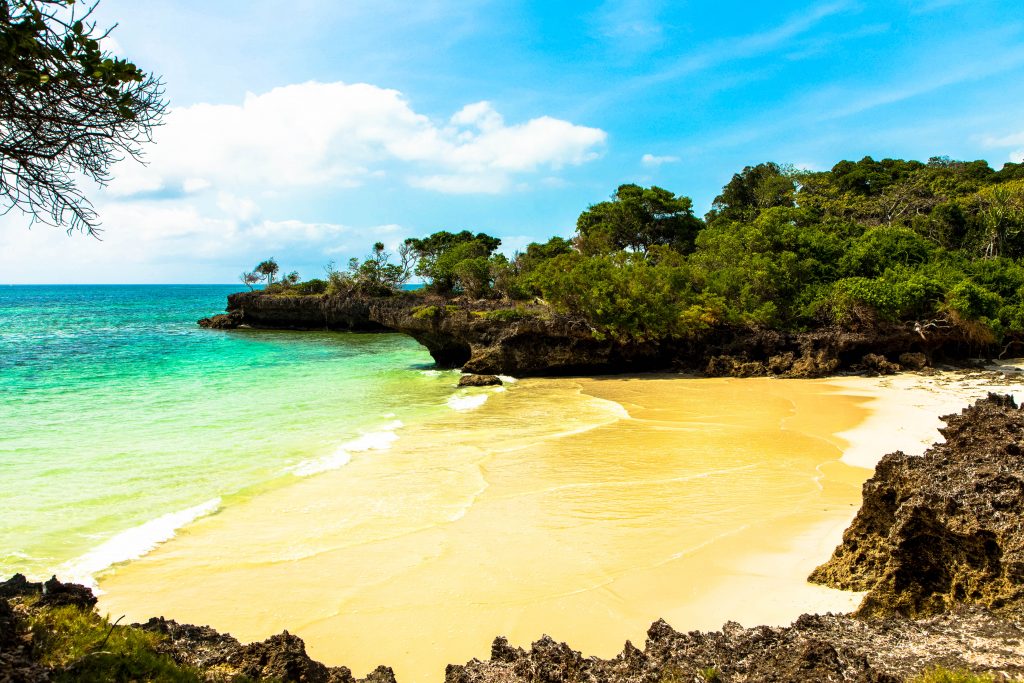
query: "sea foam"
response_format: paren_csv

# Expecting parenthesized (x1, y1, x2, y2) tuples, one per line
(59, 497, 222, 590)
(447, 393, 490, 411)
(289, 421, 403, 477)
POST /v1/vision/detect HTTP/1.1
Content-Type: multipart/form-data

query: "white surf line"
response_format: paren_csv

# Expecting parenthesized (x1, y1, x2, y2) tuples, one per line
(58, 497, 222, 591)
(289, 421, 404, 477)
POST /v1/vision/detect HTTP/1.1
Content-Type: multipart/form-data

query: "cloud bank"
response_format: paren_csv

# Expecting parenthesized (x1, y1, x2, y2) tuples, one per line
(112, 82, 607, 198)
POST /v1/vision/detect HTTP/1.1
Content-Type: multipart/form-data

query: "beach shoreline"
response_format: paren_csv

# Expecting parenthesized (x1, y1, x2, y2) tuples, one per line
(87, 367, 1024, 681)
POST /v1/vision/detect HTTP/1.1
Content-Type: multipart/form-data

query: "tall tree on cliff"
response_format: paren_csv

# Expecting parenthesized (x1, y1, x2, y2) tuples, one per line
(254, 258, 279, 286)
(0, 0, 166, 235)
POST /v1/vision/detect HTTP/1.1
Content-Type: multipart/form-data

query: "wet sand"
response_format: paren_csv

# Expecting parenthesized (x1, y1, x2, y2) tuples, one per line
(96, 369, 1024, 683)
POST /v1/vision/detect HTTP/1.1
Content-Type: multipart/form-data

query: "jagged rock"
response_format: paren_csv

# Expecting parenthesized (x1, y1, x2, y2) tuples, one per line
(446, 607, 1024, 682)
(38, 575, 97, 609)
(899, 352, 929, 370)
(766, 352, 795, 374)
(361, 665, 398, 683)
(198, 311, 243, 329)
(458, 374, 503, 387)
(235, 631, 341, 682)
(0, 573, 39, 599)
(811, 394, 1024, 618)
(860, 353, 901, 376)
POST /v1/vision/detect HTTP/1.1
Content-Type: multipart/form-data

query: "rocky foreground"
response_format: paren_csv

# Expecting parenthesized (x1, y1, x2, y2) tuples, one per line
(5, 396, 1024, 682)
(198, 291, 968, 377)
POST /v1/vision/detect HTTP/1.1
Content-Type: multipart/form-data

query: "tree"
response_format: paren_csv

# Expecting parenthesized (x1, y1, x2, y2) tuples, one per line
(254, 258, 279, 285)
(0, 0, 166, 235)
(404, 230, 501, 294)
(347, 241, 412, 294)
(239, 271, 260, 291)
(707, 162, 796, 224)
(575, 184, 703, 255)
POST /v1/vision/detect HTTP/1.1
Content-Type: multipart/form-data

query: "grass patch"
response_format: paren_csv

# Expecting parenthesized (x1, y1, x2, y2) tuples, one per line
(29, 606, 203, 683)
(411, 305, 441, 319)
(471, 307, 534, 322)
(909, 667, 1008, 683)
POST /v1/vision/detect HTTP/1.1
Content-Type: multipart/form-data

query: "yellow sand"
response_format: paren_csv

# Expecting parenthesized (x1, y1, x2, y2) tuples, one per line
(97, 376, 876, 680)
(96, 375, 933, 682)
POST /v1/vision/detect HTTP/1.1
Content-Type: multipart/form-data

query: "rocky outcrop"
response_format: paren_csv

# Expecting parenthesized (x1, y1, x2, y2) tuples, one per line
(458, 374, 503, 387)
(810, 394, 1024, 618)
(445, 608, 1024, 683)
(199, 291, 976, 377)
(0, 576, 394, 683)
(139, 617, 382, 683)
(5, 576, 1022, 682)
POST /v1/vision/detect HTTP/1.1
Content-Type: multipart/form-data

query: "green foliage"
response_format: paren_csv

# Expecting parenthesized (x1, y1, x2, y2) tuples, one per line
(699, 666, 722, 683)
(254, 258, 279, 285)
(840, 226, 935, 277)
(532, 251, 700, 341)
(28, 605, 203, 682)
(945, 281, 1002, 320)
(825, 272, 944, 322)
(908, 666, 1004, 683)
(243, 154, 1024, 350)
(405, 230, 501, 294)
(473, 307, 534, 322)
(576, 184, 703, 255)
(708, 162, 796, 224)
(411, 305, 441, 320)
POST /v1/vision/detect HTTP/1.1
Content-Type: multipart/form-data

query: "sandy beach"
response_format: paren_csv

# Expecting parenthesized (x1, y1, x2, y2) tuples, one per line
(95, 366, 1024, 683)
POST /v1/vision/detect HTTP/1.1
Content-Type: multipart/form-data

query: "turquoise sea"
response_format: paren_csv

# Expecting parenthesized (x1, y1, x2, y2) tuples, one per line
(0, 285, 462, 585)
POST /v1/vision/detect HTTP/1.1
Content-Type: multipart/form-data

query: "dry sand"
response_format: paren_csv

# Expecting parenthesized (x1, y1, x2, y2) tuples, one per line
(96, 365, 1024, 683)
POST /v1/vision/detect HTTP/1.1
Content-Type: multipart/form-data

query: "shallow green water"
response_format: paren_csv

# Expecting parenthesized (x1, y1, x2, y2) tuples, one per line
(0, 285, 460, 583)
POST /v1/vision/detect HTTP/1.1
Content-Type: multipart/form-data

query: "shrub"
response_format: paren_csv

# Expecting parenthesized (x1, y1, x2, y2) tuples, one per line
(411, 305, 441, 320)
(28, 606, 203, 682)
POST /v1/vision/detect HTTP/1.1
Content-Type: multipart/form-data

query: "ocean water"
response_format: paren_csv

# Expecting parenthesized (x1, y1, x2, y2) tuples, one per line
(0, 285, 464, 585)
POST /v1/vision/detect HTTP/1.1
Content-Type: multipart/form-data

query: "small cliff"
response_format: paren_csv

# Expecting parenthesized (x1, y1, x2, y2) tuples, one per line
(199, 291, 972, 377)
(810, 393, 1024, 618)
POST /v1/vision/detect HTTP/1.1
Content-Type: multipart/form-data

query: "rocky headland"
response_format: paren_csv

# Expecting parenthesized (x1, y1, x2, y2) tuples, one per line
(198, 291, 976, 378)
(5, 395, 1024, 682)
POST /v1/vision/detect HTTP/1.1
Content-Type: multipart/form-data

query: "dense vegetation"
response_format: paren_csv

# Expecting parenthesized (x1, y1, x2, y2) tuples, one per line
(270, 156, 1024, 351)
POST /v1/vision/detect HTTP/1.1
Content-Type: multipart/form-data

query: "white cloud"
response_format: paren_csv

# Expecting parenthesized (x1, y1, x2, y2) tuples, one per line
(0, 201, 396, 283)
(109, 82, 606, 199)
(216, 192, 261, 223)
(979, 131, 1024, 164)
(641, 153, 680, 167)
(182, 177, 213, 194)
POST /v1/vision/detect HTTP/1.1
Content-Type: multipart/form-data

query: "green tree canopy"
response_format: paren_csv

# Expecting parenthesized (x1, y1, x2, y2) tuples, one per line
(707, 162, 796, 224)
(404, 230, 501, 294)
(575, 184, 703, 255)
(0, 0, 166, 235)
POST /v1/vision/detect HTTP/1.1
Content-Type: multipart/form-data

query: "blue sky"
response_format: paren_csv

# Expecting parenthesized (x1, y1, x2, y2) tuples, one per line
(4, 0, 1024, 283)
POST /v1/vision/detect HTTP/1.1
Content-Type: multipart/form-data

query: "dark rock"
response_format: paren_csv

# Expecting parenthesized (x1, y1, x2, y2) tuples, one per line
(199, 290, 982, 377)
(360, 665, 398, 683)
(861, 353, 901, 376)
(38, 575, 97, 609)
(198, 310, 243, 329)
(811, 394, 1024, 618)
(235, 631, 338, 682)
(0, 573, 40, 599)
(490, 635, 523, 663)
(899, 352, 929, 370)
(458, 374, 503, 387)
